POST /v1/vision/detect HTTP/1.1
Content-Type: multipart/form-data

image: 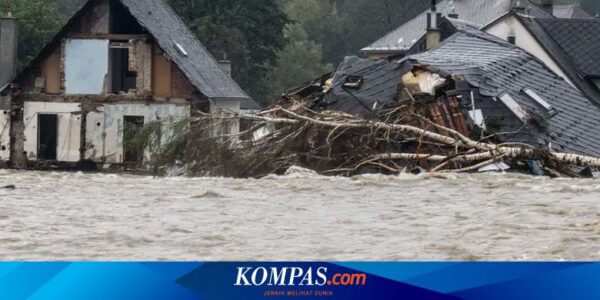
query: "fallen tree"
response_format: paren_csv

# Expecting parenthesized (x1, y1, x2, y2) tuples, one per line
(133, 103, 600, 178)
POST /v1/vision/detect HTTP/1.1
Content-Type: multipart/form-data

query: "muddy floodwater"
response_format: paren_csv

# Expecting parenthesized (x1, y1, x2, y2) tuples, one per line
(0, 169, 599, 261)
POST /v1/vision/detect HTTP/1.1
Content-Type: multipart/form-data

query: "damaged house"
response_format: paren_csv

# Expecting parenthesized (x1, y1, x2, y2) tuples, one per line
(281, 26, 600, 171)
(0, 0, 257, 168)
(364, 0, 600, 107)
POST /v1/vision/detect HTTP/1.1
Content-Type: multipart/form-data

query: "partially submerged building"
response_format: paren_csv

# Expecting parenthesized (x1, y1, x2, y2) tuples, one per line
(403, 29, 600, 157)
(0, 0, 257, 168)
(288, 27, 600, 159)
(363, 0, 600, 112)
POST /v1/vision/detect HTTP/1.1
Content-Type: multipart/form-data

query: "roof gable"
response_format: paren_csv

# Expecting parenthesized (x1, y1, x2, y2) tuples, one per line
(7, 0, 253, 103)
(362, 0, 552, 53)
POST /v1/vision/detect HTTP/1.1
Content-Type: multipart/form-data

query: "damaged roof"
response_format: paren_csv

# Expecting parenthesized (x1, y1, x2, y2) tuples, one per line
(362, 0, 552, 54)
(404, 29, 600, 157)
(319, 56, 409, 116)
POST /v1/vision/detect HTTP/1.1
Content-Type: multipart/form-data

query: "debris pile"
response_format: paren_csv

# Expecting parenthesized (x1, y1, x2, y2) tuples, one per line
(151, 85, 600, 178)
(143, 50, 600, 178)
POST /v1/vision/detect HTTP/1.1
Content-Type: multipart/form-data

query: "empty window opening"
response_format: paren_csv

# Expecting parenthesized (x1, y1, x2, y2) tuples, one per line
(343, 75, 363, 89)
(64, 39, 109, 95)
(110, 45, 137, 93)
(123, 116, 145, 164)
(507, 36, 516, 45)
(38, 114, 58, 160)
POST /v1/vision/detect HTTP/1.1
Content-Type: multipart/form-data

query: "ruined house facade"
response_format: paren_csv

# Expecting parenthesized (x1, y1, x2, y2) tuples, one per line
(0, 0, 255, 168)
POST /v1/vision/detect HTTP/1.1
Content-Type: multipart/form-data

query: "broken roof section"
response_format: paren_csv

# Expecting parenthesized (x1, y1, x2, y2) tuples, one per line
(362, 0, 552, 54)
(318, 56, 409, 116)
(294, 25, 600, 158)
(404, 29, 600, 157)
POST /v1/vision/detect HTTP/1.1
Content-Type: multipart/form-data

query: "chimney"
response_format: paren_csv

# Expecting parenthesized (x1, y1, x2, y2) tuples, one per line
(426, 0, 441, 49)
(0, 12, 18, 87)
(448, 0, 459, 19)
(540, 0, 553, 16)
(219, 60, 232, 77)
(511, 0, 526, 13)
(218, 52, 232, 77)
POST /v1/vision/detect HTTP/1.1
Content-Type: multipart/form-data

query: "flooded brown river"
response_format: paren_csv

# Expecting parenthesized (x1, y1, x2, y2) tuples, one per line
(0, 169, 599, 261)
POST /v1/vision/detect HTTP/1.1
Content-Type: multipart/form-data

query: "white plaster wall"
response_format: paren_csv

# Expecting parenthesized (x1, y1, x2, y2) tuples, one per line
(98, 103, 190, 164)
(0, 110, 10, 161)
(485, 16, 575, 87)
(23, 102, 82, 162)
(85, 109, 106, 161)
(211, 99, 241, 136)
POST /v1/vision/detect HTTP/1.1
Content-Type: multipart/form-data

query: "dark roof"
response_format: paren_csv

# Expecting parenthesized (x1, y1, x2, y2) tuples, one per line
(5, 0, 258, 106)
(319, 56, 409, 116)
(534, 18, 600, 77)
(516, 16, 600, 105)
(445, 17, 481, 31)
(362, 0, 551, 53)
(118, 0, 250, 101)
(404, 29, 600, 157)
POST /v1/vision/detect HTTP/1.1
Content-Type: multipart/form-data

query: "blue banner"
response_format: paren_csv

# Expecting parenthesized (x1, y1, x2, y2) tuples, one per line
(0, 262, 599, 299)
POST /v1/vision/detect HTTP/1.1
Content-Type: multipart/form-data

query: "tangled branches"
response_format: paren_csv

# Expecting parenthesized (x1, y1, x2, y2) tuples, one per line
(138, 103, 600, 178)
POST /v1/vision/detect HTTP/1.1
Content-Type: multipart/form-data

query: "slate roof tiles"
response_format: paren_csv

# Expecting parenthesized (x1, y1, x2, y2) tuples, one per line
(534, 18, 600, 78)
(362, 0, 551, 53)
(404, 30, 600, 157)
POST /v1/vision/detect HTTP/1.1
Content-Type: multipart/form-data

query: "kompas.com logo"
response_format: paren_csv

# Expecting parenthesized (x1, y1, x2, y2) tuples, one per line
(234, 266, 367, 287)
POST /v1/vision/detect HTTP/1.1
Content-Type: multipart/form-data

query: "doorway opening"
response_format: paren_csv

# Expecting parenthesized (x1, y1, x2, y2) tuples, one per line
(38, 114, 58, 160)
(123, 116, 145, 164)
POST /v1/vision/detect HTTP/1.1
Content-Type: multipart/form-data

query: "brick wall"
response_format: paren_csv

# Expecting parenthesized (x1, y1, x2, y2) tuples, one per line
(171, 65, 195, 99)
